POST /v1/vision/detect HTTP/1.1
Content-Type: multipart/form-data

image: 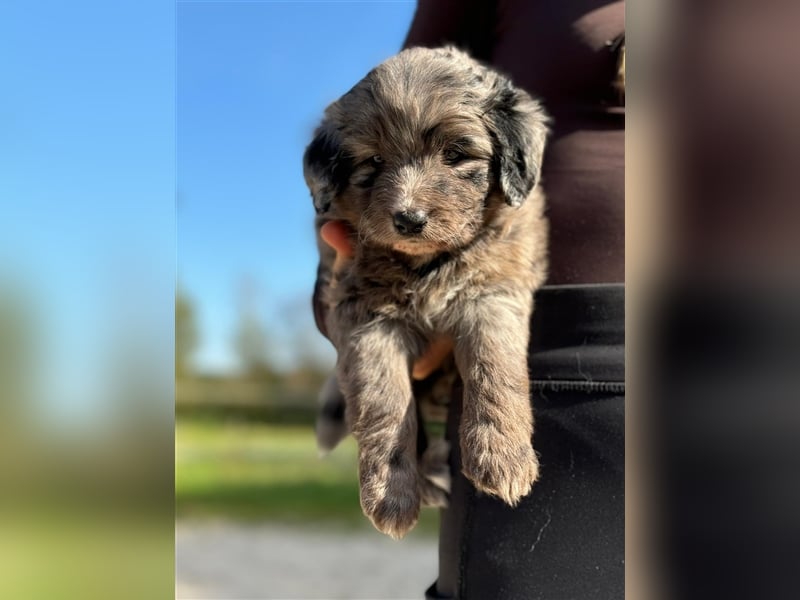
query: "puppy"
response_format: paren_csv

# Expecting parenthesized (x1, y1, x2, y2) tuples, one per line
(304, 46, 549, 538)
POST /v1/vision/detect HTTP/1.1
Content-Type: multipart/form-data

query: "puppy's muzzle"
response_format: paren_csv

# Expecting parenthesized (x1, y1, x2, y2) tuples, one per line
(393, 210, 428, 235)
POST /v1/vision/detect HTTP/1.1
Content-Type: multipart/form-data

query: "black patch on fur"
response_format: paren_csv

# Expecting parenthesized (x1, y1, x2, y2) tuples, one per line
(389, 447, 405, 468)
(413, 252, 454, 278)
(486, 82, 542, 207)
(458, 168, 487, 187)
(303, 127, 353, 213)
(422, 125, 439, 145)
(434, 180, 450, 194)
(321, 396, 345, 421)
(355, 169, 379, 190)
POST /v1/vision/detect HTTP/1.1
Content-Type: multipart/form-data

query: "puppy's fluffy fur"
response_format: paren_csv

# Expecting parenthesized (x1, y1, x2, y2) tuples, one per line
(304, 47, 549, 538)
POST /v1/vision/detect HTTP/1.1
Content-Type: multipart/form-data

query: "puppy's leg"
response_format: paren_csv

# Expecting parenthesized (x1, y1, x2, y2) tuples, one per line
(419, 438, 451, 508)
(454, 295, 539, 505)
(336, 318, 420, 538)
(414, 371, 453, 508)
(315, 373, 348, 454)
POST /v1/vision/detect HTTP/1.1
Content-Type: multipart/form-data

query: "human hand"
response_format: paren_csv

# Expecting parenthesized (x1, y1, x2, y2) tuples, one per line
(320, 220, 355, 270)
(319, 220, 453, 380)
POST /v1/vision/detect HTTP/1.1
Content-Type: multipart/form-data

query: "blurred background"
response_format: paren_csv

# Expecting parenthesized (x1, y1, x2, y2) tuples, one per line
(3, 1, 800, 599)
(175, 2, 440, 598)
(1, 2, 175, 599)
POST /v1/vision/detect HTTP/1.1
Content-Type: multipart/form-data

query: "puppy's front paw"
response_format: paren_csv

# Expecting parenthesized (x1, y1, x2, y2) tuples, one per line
(359, 453, 421, 539)
(461, 421, 539, 506)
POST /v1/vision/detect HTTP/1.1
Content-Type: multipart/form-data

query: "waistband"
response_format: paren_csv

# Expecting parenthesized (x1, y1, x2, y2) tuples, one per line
(528, 284, 625, 390)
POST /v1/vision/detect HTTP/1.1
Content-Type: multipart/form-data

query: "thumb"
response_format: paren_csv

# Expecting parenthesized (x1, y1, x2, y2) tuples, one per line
(320, 221, 355, 259)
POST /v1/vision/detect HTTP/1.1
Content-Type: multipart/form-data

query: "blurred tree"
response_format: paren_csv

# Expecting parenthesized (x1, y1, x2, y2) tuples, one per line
(277, 294, 335, 374)
(175, 289, 197, 379)
(233, 277, 276, 381)
(0, 285, 36, 414)
(234, 315, 274, 379)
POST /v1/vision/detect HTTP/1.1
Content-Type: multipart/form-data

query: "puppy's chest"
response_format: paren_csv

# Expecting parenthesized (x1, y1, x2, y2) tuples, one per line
(393, 275, 461, 327)
(343, 259, 468, 330)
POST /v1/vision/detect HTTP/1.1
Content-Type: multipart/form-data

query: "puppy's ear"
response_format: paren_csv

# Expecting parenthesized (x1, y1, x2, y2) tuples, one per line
(303, 121, 350, 214)
(485, 81, 549, 207)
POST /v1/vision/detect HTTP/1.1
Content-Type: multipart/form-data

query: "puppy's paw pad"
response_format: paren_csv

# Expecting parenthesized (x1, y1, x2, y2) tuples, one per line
(362, 477, 420, 538)
(462, 431, 538, 506)
(366, 495, 421, 539)
(360, 458, 421, 538)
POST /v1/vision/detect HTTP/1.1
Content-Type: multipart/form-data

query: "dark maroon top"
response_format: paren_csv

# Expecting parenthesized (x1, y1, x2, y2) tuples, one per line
(404, 0, 625, 284)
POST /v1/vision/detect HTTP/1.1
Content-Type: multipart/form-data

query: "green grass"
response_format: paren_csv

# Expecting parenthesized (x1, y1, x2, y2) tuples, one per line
(1, 513, 173, 600)
(176, 417, 440, 534)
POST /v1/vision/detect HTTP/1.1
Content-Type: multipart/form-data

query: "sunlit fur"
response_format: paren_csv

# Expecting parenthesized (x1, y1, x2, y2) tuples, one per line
(304, 47, 549, 538)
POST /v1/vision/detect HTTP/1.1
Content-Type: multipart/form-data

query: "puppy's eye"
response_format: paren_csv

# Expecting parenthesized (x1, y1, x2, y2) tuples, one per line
(372, 155, 383, 164)
(444, 148, 468, 164)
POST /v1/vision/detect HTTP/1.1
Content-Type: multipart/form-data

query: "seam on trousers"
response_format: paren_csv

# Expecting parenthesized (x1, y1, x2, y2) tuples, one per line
(531, 379, 625, 394)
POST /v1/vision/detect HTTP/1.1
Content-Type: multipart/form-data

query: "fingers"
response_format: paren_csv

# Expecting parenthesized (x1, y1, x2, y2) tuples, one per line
(412, 337, 454, 380)
(320, 221, 355, 258)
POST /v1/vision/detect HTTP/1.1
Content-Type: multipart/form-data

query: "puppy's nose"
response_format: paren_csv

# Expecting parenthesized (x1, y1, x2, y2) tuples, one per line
(393, 210, 428, 235)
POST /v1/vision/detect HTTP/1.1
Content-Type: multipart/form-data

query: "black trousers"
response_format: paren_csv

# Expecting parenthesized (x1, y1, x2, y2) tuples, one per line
(427, 284, 625, 600)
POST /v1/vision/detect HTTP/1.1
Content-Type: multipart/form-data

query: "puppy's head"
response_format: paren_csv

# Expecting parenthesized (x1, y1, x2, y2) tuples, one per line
(304, 46, 548, 256)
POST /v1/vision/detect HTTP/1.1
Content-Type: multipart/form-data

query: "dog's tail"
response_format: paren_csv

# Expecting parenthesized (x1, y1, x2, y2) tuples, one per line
(315, 373, 348, 455)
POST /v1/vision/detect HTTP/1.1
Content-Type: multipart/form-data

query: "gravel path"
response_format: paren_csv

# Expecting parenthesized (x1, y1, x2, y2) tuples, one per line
(176, 521, 438, 600)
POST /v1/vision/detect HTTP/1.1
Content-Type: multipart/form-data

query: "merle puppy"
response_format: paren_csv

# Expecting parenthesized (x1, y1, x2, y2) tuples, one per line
(304, 46, 549, 538)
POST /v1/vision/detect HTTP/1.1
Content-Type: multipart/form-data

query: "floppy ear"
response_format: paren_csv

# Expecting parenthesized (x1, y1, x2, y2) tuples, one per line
(303, 122, 350, 214)
(485, 81, 549, 207)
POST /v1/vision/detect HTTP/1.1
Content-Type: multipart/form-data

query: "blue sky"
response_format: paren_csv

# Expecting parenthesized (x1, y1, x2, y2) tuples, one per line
(1, 1, 175, 421)
(0, 0, 417, 424)
(177, 0, 417, 373)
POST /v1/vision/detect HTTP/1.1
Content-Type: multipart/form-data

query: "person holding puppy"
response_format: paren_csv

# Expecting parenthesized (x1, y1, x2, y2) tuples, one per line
(313, 1, 624, 598)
